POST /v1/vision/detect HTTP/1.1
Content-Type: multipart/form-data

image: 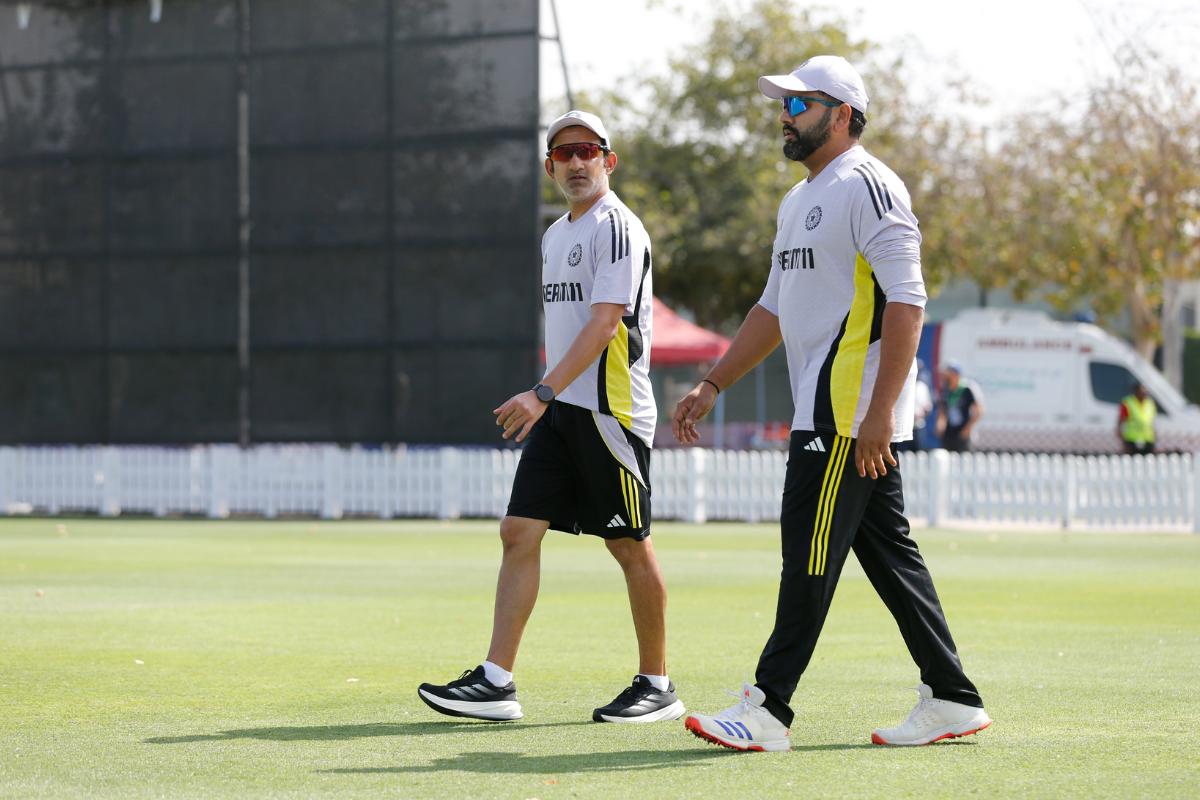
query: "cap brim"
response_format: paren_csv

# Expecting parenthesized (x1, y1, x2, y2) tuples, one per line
(758, 74, 818, 99)
(546, 120, 608, 150)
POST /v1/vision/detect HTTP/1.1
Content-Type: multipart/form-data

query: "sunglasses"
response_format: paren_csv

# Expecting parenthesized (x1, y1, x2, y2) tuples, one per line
(546, 142, 609, 162)
(780, 95, 844, 117)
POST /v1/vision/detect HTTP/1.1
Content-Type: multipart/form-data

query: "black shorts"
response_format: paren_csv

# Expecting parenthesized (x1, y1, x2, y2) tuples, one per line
(506, 400, 651, 540)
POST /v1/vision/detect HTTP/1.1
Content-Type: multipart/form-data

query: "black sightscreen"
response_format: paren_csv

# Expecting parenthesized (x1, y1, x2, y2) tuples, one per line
(0, 0, 540, 444)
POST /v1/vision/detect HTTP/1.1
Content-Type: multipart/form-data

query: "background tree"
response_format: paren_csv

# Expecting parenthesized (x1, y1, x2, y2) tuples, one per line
(567, 1, 1199, 366)
(596, 2, 874, 329)
(593, 1, 1001, 330)
(993, 48, 1200, 358)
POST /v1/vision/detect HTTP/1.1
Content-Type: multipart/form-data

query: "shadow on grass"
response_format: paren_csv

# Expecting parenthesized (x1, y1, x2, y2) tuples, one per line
(319, 742, 889, 775)
(145, 720, 590, 744)
(320, 748, 730, 775)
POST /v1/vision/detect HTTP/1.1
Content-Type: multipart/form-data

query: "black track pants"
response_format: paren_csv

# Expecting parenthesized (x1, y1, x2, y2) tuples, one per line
(753, 431, 983, 727)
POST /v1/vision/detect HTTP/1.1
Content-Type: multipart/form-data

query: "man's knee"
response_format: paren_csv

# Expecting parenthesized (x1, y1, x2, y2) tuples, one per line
(499, 516, 546, 554)
(606, 536, 656, 570)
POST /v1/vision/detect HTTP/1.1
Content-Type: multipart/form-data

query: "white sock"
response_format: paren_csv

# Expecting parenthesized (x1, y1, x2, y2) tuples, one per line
(482, 660, 513, 687)
(638, 673, 670, 691)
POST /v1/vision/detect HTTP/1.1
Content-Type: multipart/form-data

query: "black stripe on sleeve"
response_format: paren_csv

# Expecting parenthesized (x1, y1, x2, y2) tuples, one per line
(854, 166, 883, 220)
(861, 162, 893, 211)
(614, 208, 626, 262)
(608, 210, 617, 262)
(858, 164, 891, 214)
(622, 214, 631, 258)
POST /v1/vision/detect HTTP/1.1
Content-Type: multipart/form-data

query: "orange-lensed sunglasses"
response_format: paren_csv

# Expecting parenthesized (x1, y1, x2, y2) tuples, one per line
(546, 142, 609, 162)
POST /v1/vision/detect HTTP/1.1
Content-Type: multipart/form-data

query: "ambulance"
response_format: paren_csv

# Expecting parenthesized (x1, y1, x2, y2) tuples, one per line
(917, 308, 1200, 453)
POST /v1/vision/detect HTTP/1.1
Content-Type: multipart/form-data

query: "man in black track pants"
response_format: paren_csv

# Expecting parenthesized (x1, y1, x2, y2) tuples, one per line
(671, 56, 991, 751)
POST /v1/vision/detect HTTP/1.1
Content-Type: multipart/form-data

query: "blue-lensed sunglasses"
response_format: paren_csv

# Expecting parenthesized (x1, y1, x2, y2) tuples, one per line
(780, 95, 843, 116)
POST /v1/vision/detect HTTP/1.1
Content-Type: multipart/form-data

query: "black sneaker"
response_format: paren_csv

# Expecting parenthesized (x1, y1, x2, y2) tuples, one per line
(418, 665, 523, 721)
(592, 676, 686, 723)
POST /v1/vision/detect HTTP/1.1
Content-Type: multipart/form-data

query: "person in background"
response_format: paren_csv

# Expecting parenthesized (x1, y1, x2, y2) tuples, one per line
(1117, 382, 1156, 455)
(935, 362, 983, 452)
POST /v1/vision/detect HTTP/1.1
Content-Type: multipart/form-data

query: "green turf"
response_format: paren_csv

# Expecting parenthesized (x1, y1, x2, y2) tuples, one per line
(2, 518, 1198, 799)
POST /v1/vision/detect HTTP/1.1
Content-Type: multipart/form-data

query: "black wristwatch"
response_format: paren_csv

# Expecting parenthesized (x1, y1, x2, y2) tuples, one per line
(533, 383, 555, 403)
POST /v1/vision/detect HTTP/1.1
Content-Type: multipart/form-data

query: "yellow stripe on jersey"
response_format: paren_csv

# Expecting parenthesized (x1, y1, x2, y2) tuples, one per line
(809, 435, 851, 576)
(605, 323, 634, 429)
(828, 253, 877, 437)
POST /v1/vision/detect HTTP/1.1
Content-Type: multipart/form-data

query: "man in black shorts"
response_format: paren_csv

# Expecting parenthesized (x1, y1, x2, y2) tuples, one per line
(418, 110, 684, 724)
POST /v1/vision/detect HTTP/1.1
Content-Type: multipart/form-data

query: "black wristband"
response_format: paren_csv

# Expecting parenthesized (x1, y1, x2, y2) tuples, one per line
(701, 378, 721, 394)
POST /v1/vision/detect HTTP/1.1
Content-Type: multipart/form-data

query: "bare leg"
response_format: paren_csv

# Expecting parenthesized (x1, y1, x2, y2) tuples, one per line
(606, 536, 668, 675)
(485, 516, 549, 671)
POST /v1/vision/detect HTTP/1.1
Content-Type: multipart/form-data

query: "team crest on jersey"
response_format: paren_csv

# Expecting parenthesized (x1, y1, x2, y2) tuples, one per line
(805, 205, 822, 231)
(567, 243, 583, 267)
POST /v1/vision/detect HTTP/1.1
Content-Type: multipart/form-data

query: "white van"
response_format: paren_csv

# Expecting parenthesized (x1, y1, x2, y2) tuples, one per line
(921, 309, 1200, 453)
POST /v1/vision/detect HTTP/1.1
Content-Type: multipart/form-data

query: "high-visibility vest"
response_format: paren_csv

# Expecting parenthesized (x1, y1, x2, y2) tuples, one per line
(1121, 395, 1156, 444)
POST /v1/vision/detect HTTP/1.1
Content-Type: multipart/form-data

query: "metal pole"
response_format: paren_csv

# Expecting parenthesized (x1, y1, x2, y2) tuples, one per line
(101, 5, 112, 443)
(385, 0, 397, 441)
(548, 0, 575, 109)
(236, 0, 251, 447)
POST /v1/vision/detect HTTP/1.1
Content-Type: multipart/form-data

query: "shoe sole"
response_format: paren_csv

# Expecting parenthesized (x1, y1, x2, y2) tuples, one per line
(684, 715, 790, 752)
(871, 718, 992, 746)
(417, 688, 523, 721)
(594, 699, 686, 724)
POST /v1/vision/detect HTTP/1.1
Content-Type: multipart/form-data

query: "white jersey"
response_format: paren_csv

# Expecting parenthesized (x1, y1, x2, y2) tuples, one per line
(758, 145, 928, 441)
(542, 191, 656, 447)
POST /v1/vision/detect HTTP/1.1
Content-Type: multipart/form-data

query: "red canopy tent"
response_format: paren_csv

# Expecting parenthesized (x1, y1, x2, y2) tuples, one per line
(649, 298, 730, 366)
(540, 298, 729, 367)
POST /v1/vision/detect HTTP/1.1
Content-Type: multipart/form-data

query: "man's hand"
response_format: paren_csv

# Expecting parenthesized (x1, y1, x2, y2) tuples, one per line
(855, 408, 897, 479)
(493, 391, 548, 443)
(671, 382, 718, 445)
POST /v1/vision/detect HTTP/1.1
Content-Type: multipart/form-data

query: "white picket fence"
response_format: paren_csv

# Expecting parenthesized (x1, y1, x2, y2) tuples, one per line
(1, 445, 1197, 531)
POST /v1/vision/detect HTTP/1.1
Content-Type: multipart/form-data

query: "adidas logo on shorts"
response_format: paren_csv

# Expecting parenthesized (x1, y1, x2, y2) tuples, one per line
(607, 514, 627, 528)
(804, 437, 826, 452)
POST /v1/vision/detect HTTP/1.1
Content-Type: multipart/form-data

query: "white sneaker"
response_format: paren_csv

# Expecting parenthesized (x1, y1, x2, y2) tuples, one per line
(871, 684, 992, 745)
(683, 683, 791, 752)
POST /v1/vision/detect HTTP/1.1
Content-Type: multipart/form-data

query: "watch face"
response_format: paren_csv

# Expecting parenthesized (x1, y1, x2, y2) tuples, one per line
(535, 384, 554, 402)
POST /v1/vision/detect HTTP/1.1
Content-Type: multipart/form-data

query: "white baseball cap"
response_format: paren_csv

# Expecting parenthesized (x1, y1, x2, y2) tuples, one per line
(758, 55, 869, 114)
(545, 109, 611, 150)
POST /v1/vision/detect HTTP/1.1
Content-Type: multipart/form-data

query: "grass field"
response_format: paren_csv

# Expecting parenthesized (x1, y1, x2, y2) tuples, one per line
(2, 518, 1198, 799)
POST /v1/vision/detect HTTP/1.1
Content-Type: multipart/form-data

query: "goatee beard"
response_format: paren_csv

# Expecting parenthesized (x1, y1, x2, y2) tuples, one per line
(782, 109, 832, 162)
(560, 177, 597, 202)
